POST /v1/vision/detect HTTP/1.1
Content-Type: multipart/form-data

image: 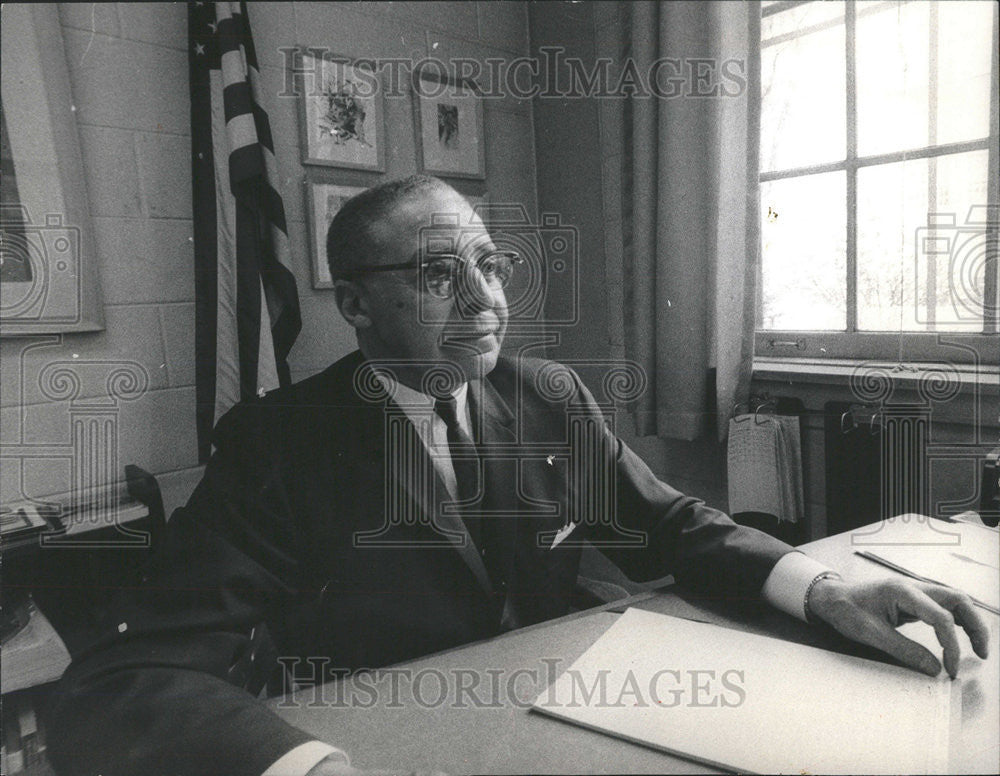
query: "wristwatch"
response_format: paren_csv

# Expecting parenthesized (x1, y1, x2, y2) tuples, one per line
(804, 570, 843, 624)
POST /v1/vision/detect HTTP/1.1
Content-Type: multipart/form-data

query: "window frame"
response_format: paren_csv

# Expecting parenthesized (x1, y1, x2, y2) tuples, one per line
(755, 0, 999, 365)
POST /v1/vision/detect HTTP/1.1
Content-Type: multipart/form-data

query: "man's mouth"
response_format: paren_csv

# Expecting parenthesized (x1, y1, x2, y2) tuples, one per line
(440, 329, 498, 350)
(443, 330, 495, 341)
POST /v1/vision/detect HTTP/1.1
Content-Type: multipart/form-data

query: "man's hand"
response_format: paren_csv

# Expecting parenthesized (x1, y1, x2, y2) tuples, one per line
(807, 577, 990, 678)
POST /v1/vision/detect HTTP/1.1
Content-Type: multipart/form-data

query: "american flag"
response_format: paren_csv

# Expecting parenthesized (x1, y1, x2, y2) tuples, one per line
(188, 1, 301, 461)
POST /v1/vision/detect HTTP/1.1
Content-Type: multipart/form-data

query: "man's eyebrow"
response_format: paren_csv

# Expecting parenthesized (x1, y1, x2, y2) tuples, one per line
(464, 235, 499, 260)
(469, 245, 499, 262)
(414, 230, 496, 262)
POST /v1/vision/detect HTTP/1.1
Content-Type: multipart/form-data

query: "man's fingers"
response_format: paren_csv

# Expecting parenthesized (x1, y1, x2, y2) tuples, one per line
(894, 585, 962, 678)
(920, 585, 991, 660)
(860, 616, 943, 676)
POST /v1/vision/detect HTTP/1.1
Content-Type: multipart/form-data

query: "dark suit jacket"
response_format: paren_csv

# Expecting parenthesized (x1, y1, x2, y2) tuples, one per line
(47, 351, 792, 776)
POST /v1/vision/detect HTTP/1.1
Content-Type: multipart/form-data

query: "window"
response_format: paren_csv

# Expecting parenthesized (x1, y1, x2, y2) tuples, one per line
(757, 0, 998, 363)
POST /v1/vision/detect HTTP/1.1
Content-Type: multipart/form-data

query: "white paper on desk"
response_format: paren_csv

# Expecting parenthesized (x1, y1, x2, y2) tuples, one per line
(532, 608, 951, 774)
(865, 536, 999, 611)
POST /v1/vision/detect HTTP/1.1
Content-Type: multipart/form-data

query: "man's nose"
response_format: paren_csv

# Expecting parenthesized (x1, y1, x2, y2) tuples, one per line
(453, 263, 497, 317)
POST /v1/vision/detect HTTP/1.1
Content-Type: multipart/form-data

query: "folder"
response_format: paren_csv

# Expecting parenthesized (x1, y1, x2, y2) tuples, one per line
(532, 608, 951, 774)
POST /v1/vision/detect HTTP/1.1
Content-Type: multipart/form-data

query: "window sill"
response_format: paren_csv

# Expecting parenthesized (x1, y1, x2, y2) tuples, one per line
(751, 357, 999, 426)
(753, 332, 998, 364)
(753, 356, 998, 394)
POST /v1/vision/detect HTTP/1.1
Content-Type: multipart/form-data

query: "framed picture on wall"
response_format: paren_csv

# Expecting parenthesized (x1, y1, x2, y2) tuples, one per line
(297, 49, 385, 171)
(1, 5, 104, 335)
(306, 181, 365, 289)
(412, 65, 485, 180)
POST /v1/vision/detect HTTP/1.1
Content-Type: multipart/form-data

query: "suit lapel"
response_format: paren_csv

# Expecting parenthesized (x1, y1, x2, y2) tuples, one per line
(330, 357, 569, 619)
(348, 362, 492, 594)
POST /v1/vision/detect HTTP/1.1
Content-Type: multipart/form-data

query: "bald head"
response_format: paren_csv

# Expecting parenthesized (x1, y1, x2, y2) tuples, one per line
(328, 176, 505, 387)
(326, 174, 463, 280)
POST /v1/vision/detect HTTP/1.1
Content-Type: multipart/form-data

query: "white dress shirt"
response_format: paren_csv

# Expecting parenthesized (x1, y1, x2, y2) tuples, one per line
(264, 378, 829, 776)
(378, 376, 471, 501)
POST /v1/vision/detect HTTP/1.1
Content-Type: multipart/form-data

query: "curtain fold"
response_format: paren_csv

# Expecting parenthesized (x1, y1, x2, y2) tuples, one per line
(616, 1, 761, 441)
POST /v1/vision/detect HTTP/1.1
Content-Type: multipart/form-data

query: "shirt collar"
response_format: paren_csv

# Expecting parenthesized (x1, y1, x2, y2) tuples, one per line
(374, 372, 468, 410)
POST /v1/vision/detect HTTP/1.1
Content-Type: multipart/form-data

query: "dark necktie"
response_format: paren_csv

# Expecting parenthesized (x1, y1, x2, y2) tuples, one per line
(434, 396, 483, 549)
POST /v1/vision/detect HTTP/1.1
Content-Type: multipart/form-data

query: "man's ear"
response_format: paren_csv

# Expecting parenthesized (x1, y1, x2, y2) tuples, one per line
(334, 280, 373, 329)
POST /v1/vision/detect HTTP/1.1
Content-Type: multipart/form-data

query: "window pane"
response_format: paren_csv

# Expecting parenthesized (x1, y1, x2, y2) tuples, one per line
(761, 172, 847, 330)
(857, 1, 994, 156)
(762, 1, 845, 41)
(761, 13, 846, 171)
(936, 1, 994, 147)
(856, 1, 931, 156)
(857, 150, 989, 332)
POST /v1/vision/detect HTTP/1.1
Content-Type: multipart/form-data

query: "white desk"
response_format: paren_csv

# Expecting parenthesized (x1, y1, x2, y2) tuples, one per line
(271, 517, 999, 773)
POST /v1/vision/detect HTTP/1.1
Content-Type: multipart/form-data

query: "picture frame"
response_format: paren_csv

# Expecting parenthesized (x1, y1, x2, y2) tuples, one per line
(412, 65, 485, 180)
(306, 180, 366, 289)
(297, 48, 385, 171)
(1, 4, 104, 335)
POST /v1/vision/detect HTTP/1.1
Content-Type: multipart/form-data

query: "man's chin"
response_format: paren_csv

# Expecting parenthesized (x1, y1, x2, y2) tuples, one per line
(440, 340, 500, 381)
(475, 348, 500, 378)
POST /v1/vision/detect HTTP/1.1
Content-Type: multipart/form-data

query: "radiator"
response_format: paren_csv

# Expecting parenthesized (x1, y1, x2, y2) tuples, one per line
(824, 401, 931, 535)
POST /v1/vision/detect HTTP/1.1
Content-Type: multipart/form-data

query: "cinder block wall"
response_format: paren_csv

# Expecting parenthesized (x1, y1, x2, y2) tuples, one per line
(0, 2, 536, 516)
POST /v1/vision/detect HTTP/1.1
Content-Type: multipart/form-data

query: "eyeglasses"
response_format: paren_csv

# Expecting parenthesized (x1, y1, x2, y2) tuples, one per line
(335, 250, 523, 299)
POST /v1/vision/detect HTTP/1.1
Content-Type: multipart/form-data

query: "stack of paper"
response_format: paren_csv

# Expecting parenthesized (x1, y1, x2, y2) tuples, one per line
(1, 601, 71, 693)
(727, 414, 803, 522)
(533, 608, 951, 774)
(860, 526, 999, 612)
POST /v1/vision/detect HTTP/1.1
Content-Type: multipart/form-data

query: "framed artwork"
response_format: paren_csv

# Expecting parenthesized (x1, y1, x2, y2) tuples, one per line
(297, 49, 385, 171)
(306, 181, 366, 289)
(412, 66, 485, 180)
(1, 4, 103, 334)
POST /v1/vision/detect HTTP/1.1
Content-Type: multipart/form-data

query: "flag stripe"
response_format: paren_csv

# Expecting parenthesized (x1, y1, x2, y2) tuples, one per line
(226, 112, 259, 155)
(220, 47, 247, 88)
(209, 68, 241, 428)
(259, 178, 288, 233)
(229, 143, 264, 186)
(256, 279, 280, 394)
(215, 11, 241, 57)
(222, 81, 255, 125)
(237, 5, 262, 71)
(252, 103, 275, 153)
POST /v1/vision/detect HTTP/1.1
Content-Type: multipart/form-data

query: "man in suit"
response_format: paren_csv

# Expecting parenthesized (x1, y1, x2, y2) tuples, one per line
(48, 176, 989, 776)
